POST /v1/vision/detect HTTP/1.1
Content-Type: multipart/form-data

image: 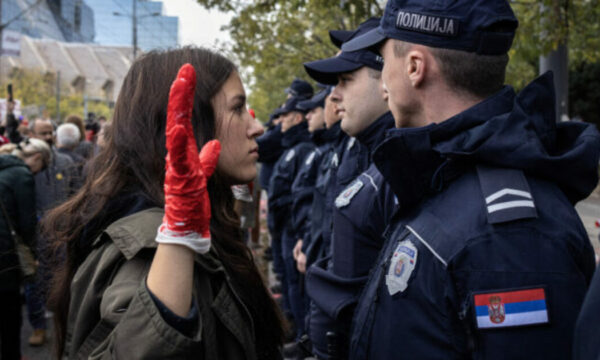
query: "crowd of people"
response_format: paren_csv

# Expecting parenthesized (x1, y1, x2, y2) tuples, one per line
(1, 0, 600, 359)
(0, 111, 108, 359)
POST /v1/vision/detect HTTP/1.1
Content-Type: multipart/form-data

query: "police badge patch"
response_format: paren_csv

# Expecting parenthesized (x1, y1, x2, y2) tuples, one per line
(285, 149, 296, 162)
(335, 180, 364, 208)
(386, 239, 418, 295)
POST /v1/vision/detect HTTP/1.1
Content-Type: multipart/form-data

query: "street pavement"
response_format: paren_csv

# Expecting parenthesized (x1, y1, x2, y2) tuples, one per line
(19, 193, 600, 359)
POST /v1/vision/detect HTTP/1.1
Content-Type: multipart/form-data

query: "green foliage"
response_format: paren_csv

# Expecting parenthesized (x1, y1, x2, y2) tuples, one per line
(1, 69, 112, 122)
(569, 62, 600, 126)
(198, 0, 385, 121)
(198, 0, 600, 117)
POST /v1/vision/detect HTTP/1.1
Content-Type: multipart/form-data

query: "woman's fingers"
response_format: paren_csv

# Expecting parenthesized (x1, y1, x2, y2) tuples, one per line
(167, 63, 198, 170)
(198, 140, 221, 179)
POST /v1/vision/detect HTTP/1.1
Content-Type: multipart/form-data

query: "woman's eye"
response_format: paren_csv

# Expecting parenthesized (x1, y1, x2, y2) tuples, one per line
(234, 105, 245, 114)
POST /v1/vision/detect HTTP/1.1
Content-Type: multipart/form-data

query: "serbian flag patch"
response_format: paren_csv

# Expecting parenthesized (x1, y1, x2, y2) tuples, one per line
(473, 288, 549, 329)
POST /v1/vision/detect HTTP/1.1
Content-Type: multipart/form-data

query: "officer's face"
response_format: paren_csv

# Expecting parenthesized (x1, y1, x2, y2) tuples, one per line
(332, 67, 388, 137)
(380, 39, 421, 128)
(213, 72, 265, 184)
(280, 111, 301, 133)
(324, 93, 341, 129)
(306, 107, 325, 133)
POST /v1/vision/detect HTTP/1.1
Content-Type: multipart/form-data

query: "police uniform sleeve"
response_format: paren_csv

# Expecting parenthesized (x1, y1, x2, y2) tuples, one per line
(449, 225, 594, 360)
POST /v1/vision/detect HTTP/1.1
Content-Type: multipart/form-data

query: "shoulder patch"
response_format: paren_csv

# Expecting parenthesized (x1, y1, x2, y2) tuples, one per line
(285, 149, 296, 162)
(335, 179, 364, 208)
(476, 166, 537, 224)
(305, 151, 316, 166)
(473, 287, 549, 330)
(386, 239, 418, 295)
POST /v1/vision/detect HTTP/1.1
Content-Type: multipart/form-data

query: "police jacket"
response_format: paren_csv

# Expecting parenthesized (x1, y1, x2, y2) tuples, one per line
(318, 128, 370, 257)
(305, 112, 396, 358)
(304, 122, 345, 260)
(291, 125, 342, 244)
(268, 122, 313, 234)
(574, 265, 600, 360)
(0, 155, 36, 292)
(349, 73, 600, 360)
(257, 124, 284, 192)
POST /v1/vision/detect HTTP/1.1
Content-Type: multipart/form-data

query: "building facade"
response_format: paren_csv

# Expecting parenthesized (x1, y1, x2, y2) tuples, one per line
(85, 0, 178, 52)
(1, 0, 95, 43)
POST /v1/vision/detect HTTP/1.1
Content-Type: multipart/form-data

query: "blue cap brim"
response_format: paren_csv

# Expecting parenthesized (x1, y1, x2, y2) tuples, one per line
(341, 26, 387, 52)
(303, 57, 363, 85)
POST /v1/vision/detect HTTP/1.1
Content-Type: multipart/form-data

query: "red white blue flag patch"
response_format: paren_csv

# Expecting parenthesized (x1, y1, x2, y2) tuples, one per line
(473, 288, 549, 329)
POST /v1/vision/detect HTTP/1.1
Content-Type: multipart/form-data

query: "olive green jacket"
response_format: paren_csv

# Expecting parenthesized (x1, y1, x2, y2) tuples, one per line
(65, 208, 258, 359)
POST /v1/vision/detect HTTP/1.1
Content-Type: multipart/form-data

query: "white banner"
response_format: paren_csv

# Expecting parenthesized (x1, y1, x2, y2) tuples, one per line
(1, 30, 21, 57)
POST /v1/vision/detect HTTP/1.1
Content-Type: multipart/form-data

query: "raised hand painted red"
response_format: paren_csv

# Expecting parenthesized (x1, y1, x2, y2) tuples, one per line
(163, 63, 220, 239)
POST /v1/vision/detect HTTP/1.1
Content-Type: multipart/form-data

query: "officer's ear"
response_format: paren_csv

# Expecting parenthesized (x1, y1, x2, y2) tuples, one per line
(405, 47, 427, 88)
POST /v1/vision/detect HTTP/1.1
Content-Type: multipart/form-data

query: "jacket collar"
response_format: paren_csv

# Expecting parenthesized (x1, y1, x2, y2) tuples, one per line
(375, 72, 600, 209)
(355, 111, 395, 155)
(281, 121, 311, 148)
(312, 121, 342, 146)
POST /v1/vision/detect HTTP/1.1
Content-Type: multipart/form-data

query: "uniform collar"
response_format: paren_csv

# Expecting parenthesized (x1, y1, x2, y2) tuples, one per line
(312, 121, 342, 145)
(282, 121, 311, 148)
(375, 72, 600, 208)
(355, 111, 395, 155)
(373, 84, 516, 210)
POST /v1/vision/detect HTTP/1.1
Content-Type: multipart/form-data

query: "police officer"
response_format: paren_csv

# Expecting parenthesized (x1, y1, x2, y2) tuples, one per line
(268, 94, 314, 343)
(341, 0, 600, 358)
(302, 18, 398, 359)
(260, 79, 314, 324)
(301, 89, 345, 271)
(291, 87, 336, 274)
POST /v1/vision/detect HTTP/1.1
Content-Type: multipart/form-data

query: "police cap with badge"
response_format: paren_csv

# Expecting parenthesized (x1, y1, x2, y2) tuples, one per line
(342, 0, 518, 55)
(303, 18, 384, 85)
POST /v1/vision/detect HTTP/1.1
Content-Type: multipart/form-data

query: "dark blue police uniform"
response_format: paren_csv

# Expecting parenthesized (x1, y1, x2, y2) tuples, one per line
(269, 120, 314, 338)
(303, 122, 345, 264)
(349, 74, 600, 360)
(258, 123, 284, 192)
(291, 124, 342, 250)
(306, 112, 397, 359)
(574, 265, 600, 360)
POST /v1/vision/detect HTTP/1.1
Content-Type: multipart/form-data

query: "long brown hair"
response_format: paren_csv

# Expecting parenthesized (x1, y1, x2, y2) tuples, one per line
(43, 47, 284, 358)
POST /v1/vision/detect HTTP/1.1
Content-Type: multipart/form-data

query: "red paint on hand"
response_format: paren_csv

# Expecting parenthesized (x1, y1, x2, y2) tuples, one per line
(164, 63, 221, 238)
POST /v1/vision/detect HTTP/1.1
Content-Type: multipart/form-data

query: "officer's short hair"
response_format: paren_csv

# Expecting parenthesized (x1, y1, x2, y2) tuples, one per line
(394, 41, 508, 99)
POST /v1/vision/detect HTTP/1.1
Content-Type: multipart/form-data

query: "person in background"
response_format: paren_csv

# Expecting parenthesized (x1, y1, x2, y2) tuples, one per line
(27, 118, 76, 346)
(0, 138, 51, 360)
(65, 115, 95, 160)
(56, 123, 86, 189)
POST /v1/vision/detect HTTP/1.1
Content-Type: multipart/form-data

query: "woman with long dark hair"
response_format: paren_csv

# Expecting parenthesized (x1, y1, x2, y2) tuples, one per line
(43, 47, 285, 359)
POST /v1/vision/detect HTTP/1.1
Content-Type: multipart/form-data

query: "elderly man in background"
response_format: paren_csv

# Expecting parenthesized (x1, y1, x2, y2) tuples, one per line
(56, 123, 86, 190)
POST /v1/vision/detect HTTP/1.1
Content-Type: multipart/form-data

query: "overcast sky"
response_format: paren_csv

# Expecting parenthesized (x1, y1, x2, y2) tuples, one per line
(161, 0, 231, 48)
